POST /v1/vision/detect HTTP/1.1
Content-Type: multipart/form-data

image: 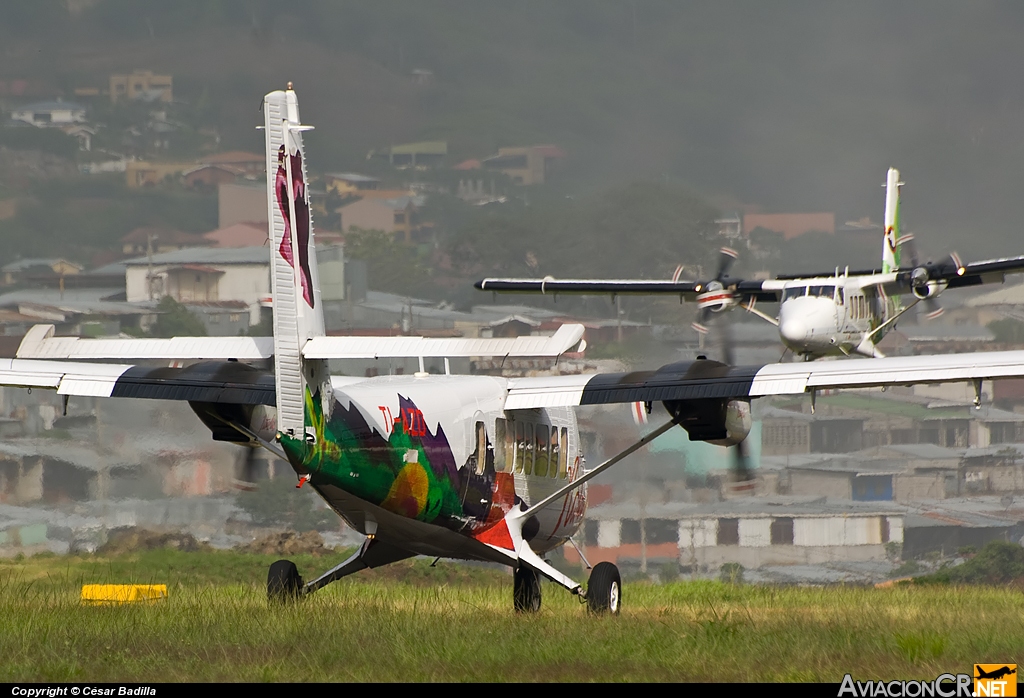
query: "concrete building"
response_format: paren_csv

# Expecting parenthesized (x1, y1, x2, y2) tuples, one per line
(10, 100, 87, 128)
(109, 70, 172, 104)
(219, 182, 267, 228)
(571, 498, 904, 573)
(481, 145, 565, 185)
(338, 195, 427, 243)
(124, 247, 270, 325)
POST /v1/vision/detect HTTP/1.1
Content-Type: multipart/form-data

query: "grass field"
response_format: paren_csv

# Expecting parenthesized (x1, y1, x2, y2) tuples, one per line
(0, 549, 1021, 682)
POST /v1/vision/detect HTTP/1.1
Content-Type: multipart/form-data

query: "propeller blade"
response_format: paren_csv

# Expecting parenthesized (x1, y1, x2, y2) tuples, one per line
(234, 445, 260, 491)
(729, 439, 756, 495)
(923, 297, 944, 320)
(716, 247, 739, 280)
(897, 233, 920, 268)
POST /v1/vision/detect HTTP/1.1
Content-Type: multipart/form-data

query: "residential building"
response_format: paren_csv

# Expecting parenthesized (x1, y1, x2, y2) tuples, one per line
(1, 259, 83, 287)
(10, 100, 87, 128)
(324, 173, 381, 197)
(109, 70, 173, 104)
(199, 151, 264, 176)
(743, 213, 836, 239)
(121, 226, 210, 256)
(125, 161, 192, 188)
(123, 247, 270, 325)
(202, 222, 268, 249)
(481, 145, 565, 185)
(219, 182, 267, 227)
(385, 141, 447, 168)
(338, 195, 427, 243)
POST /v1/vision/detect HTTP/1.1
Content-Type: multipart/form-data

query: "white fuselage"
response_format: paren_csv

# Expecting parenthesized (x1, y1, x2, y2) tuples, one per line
(776, 276, 899, 359)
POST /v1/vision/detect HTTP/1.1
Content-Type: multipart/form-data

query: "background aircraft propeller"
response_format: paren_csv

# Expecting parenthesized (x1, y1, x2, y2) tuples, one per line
(898, 234, 963, 320)
(691, 247, 740, 335)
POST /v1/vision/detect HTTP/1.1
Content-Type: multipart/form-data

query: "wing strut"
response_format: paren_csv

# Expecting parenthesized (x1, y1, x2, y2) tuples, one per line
(521, 418, 677, 519)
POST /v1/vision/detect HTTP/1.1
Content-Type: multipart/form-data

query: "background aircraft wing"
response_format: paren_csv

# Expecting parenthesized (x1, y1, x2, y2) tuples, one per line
(475, 278, 779, 302)
(505, 350, 1024, 408)
(0, 358, 275, 405)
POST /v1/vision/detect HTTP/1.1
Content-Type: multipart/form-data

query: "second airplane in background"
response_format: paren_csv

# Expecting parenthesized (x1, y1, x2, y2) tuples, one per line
(477, 168, 1024, 360)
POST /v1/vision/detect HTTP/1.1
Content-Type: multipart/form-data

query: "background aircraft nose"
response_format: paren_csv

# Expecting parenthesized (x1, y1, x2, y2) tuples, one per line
(780, 318, 808, 344)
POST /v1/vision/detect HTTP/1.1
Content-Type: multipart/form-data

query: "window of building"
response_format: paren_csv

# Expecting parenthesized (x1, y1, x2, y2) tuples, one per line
(584, 519, 599, 547)
(717, 518, 739, 546)
(646, 519, 679, 545)
(620, 519, 641, 544)
(770, 517, 794, 545)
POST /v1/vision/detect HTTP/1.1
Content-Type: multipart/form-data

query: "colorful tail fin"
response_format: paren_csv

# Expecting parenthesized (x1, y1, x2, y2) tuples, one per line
(263, 86, 328, 437)
(881, 167, 903, 273)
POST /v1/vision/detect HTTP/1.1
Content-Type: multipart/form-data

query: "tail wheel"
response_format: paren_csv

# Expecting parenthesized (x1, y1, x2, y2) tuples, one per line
(587, 562, 621, 614)
(268, 559, 303, 602)
(513, 565, 541, 613)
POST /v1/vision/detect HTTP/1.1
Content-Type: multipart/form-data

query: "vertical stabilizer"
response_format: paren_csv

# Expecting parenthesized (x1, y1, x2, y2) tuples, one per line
(882, 167, 903, 273)
(264, 86, 328, 436)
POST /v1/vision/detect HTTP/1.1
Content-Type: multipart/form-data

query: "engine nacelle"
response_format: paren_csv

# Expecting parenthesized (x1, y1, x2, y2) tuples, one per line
(912, 279, 947, 300)
(189, 402, 277, 444)
(662, 398, 752, 447)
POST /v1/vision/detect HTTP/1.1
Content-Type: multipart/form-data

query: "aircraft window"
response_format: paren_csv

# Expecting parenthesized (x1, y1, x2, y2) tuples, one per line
(559, 428, 568, 479)
(514, 422, 524, 474)
(474, 421, 486, 475)
(549, 428, 559, 478)
(495, 419, 508, 473)
(808, 285, 834, 298)
(782, 287, 807, 301)
(523, 423, 534, 475)
(535, 424, 549, 477)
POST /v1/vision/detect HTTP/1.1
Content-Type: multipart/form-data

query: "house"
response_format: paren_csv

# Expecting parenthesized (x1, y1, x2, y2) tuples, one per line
(338, 195, 428, 243)
(481, 145, 565, 185)
(743, 213, 836, 239)
(385, 141, 447, 168)
(202, 222, 268, 248)
(121, 227, 210, 256)
(183, 164, 245, 190)
(324, 173, 381, 197)
(125, 161, 192, 188)
(199, 151, 264, 175)
(571, 498, 904, 573)
(109, 70, 173, 104)
(123, 246, 270, 325)
(10, 100, 87, 128)
(1, 259, 83, 287)
(219, 182, 267, 228)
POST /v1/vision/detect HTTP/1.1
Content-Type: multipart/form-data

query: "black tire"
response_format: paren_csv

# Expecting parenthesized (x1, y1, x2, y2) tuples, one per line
(267, 559, 303, 602)
(587, 562, 621, 614)
(513, 565, 541, 613)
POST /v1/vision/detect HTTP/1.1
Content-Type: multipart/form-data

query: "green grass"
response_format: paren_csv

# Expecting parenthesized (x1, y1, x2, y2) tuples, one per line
(0, 550, 1021, 682)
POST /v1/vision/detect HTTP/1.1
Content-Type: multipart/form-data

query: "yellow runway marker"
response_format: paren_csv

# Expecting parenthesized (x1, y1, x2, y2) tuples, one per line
(80, 585, 168, 605)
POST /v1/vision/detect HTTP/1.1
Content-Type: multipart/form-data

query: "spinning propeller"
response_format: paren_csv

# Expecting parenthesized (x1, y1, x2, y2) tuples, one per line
(691, 247, 741, 335)
(234, 445, 262, 491)
(897, 234, 964, 320)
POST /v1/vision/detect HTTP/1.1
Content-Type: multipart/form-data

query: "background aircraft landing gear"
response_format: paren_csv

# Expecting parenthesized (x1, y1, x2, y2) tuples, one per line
(267, 559, 303, 602)
(513, 565, 541, 612)
(586, 562, 621, 614)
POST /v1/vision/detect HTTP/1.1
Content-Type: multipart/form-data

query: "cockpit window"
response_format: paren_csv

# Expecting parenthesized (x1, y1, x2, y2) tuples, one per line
(808, 285, 835, 298)
(782, 286, 807, 301)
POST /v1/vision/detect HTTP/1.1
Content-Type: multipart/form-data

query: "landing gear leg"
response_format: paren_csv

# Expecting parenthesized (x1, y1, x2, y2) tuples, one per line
(586, 561, 621, 614)
(513, 564, 542, 612)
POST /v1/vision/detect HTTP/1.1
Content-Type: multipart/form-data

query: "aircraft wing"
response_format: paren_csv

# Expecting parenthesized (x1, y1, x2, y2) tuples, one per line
(504, 351, 1024, 409)
(475, 278, 779, 302)
(15, 324, 274, 360)
(302, 323, 585, 359)
(0, 358, 275, 405)
(907, 254, 1024, 289)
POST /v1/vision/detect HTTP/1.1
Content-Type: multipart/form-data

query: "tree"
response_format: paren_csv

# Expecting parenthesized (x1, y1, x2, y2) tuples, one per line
(151, 296, 207, 337)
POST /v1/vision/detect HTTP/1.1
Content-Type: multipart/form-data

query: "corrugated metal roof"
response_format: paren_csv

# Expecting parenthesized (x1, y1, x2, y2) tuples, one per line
(122, 246, 269, 266)
(585, 497, 904, 520)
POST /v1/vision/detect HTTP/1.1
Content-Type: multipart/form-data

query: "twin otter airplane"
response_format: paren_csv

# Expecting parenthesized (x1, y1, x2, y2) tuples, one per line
(6, 87, 1024, 614)
(477, 168, 1024, 360)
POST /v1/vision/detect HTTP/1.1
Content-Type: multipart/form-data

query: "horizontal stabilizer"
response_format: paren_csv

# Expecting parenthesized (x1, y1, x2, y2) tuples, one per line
(16, 324, 274, 360)
(302, 323, 585, 359)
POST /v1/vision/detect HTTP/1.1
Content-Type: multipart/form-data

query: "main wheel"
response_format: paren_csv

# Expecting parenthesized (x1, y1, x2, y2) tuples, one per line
(267, 559, 303, 602)
(513, 565, 541, 613)
(587, 562, 621, 614)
